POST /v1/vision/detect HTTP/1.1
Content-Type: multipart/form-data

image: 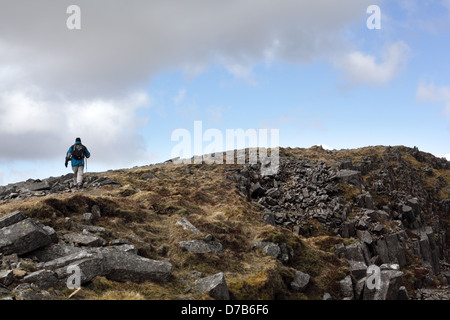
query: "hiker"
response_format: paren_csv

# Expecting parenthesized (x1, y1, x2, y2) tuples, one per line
(65, 137, 91, 189)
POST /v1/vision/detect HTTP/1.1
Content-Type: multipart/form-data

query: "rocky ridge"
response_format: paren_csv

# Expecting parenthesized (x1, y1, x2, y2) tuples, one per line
(225, 146, 449, 299)
(0, 145, 449, 300)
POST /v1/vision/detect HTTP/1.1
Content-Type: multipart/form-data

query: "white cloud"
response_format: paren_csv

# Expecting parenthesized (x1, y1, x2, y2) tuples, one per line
(335, 41, 411, 86)
(174, 88, 187, 105)
(416, 82, 450, 118)
(0, 0, 384, 168)
(444, 154, 450, 160)
(0, 88, 151, 165)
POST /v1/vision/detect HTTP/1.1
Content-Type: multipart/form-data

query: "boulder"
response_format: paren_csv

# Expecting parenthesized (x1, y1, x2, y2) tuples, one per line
(27, 180, 51, 192)
(385, 233, 407, 268)
(356, 230, 373, 245)
(0, 218, 52, 255)
(252, 241, 281, 259)
(22, 270, 59, 290)
(37, 247, 172, 285)
(195, 272, 230, 300)
(357, 193, 375, 209)
(100, 248, 172, 283)
(55, 255, 104, 285)
(176, 217, 202, 235)
(30, 243, 85, 262)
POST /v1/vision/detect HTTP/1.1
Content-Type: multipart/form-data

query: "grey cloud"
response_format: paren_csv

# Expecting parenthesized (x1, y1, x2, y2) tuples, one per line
(0, 0, 382, 167)
(0, 0, 379, 97)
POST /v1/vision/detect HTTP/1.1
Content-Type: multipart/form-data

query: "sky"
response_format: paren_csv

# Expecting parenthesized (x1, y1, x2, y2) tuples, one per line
(0, 0, 450, 185)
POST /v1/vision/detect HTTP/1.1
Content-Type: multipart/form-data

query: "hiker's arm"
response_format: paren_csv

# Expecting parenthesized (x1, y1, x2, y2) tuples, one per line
(85, 148, 91, 159)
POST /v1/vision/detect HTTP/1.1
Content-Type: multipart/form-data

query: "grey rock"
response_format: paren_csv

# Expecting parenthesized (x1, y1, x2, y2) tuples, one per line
(266, 188, 281, 198)
(100, 248, 172, 283)
(380, 263, 399, 271)
(336, 169, 362, 188)
(419, 228, 440, 275)
(340, 243, 366, 263)
(249, 182, 266, 198)
(63, 232, 106, 247)
(91, 205, 101, 218)
(385, 233, 407, 268)
(0, 218, 52, 255)
(340, 275, 354, 299)
(252, 241, 281, 259)
(76, 224, 111, 237)
(27, 180, 50, 192)
(0, 211, 28, 229)
(356, 230, 373, 245)
(0, 270, 14, 286)
(30, 243, 84, 262)
(55, 255, 103, 285)
(322, 292, 332, 300)
(37, 250, 98, 271)
(195, 272, 230, 300)
(291, 270, 310, 292)
(354, 277, 366, 300)
(42, 226, 58, 243)
(176, 217, 202, 234)
(178, 240, 223, 254)
(143, 172, 157, 180)
(363, 269, 404, 300)
(22, 269, 59, 289)
(82, 212, 94, 223)
(357, 193, 374, 209)
(349, 260, 368, 280)
(397, 286, 409, 300)
(373, 238, 390, 264)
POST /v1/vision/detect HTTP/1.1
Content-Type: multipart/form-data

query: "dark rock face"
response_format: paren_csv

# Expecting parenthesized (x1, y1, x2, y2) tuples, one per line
(225, 146, 449, 300)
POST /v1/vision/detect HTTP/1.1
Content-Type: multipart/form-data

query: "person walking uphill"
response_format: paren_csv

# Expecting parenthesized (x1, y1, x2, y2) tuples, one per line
(65, 137, 91, 189)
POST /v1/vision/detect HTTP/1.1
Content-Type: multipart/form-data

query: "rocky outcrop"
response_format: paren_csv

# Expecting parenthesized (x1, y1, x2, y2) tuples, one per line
(0, 174, 122, 202)
(0, 211, 172, 300)
(225, 146, 449, 300)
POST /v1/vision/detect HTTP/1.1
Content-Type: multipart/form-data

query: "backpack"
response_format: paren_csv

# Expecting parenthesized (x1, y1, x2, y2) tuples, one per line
(71, 144, 85, 160)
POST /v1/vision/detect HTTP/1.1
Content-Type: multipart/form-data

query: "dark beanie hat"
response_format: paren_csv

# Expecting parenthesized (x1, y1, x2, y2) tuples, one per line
(76, 137, 81, 142)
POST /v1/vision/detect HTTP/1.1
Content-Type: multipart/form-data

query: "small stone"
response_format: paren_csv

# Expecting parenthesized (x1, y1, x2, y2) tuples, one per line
(291, 270, 310, 292)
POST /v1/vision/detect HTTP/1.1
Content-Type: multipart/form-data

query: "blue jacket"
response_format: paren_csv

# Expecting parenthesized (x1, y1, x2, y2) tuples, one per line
(67, 141, 91, 167)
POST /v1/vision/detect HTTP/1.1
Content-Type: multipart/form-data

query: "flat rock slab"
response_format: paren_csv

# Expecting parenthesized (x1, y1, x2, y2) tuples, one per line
(0, 211, 28, 229)
(63, 232, 106, 247)
(99, 248, 172, 282)
(178, 240, 223, 254)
